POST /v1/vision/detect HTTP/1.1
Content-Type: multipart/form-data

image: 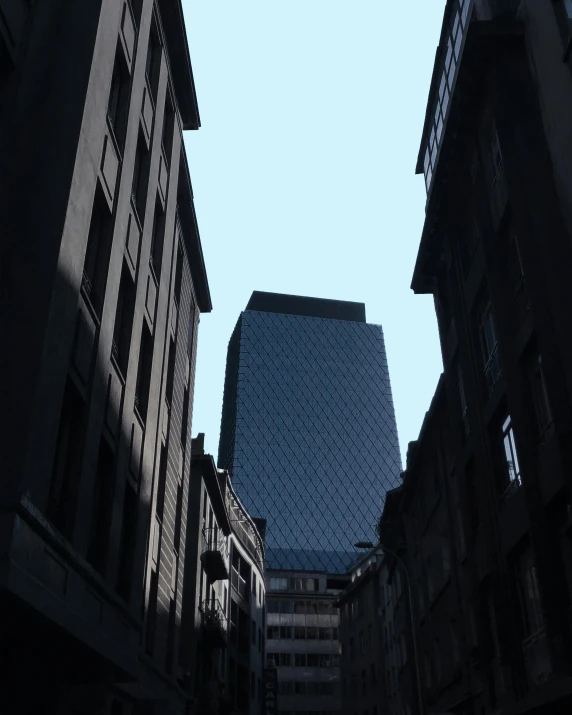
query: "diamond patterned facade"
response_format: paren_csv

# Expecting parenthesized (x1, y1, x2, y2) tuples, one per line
(218, 293, 402, 572)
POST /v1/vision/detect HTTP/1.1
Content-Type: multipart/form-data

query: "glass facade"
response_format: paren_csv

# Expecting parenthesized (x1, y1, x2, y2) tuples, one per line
(219, 293, 402, 572)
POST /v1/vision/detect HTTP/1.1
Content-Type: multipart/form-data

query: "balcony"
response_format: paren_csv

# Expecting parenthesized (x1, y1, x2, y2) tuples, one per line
(200, 527, 229, 582)
(200, 599, 227, 649)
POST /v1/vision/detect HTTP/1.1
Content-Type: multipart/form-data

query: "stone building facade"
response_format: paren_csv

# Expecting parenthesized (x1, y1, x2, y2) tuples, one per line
(181, 436, 266, 715)
(265, 569, 348, 715)
(0, 1, 210, 712)
(374, 0, 572, 713)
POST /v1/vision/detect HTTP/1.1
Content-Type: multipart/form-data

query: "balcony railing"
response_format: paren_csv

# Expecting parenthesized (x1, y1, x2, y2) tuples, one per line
(484, 343, 501, 396)
(200, 527, 229, 583)
(200, 599, 227, 648)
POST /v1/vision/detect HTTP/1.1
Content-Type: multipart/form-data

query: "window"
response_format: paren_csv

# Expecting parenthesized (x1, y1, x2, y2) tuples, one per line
(459, 210, 481, 275)
(478, 297, 501, 394)
(465, 459, 481, 533)
(116, 482, 138, 601)
(458, 364, 469, 437)
(507, 227, 524, 292)
(530, 354, 552, 438)
(165, 595, 176, 673)
(131, 0, 143, 23)
(266, 625, 279, 640)
(173, 482, 183, 552)
(132, 132, 150, 220)
(269, 577, 288, 591)
(155, 445, 167, 521)
(165, 337, 176, 407)
(162, 90, 175, 162)
(174, 242, 184, 305)
(502, 415, 521, 489)
(518, 550, 544, 637)
(145, 568, 159, 654)
(294, 653, 306, 666)
(181, 382, 190, 448)
(294, 626, 305, 639)
(113, 263, 136, 375)
(107, 46, 130, 148)
(82, 185, 113, 316)
(490, 127, 503, 187)
(150, 200, 166, 277)
(252, 572, 257, 597)
(47, 379, 86, 539)
(134, 321, 153, 420)
(86, 438, 116, 574)
(280, 626, 292, 639)
(145, 15, 162, 101)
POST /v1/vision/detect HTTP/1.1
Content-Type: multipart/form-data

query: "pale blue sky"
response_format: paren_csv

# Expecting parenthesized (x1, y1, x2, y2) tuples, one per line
(182, 1, 445, 463)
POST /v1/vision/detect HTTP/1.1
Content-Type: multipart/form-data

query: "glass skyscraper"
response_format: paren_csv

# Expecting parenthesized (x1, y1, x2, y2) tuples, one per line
(218, 292, 402, 572)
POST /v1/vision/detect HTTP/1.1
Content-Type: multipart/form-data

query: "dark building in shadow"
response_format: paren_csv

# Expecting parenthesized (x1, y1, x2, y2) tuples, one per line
(367, 0, 572, 714)
(180, 435, 266, 715)
(0, 1, 210, 712)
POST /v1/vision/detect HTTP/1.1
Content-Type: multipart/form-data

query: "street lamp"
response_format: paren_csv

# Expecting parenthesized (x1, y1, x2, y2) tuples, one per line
(355, 541, 424, 715)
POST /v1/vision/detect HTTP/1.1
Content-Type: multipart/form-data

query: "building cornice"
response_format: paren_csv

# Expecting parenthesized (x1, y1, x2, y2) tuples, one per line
(158, 0, 201, 130)
(177, 150, 212, 313)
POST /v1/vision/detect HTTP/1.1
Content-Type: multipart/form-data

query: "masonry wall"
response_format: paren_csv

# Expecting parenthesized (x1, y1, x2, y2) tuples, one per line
(0, 0, 209, 711)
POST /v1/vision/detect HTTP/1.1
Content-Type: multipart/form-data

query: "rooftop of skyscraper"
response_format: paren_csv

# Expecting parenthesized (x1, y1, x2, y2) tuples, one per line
(246, 290, 366, 323)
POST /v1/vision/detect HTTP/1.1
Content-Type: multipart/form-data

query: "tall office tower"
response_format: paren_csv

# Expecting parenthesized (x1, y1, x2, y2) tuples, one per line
(219, 291, 402, 572)
(0, 1, 210, 712)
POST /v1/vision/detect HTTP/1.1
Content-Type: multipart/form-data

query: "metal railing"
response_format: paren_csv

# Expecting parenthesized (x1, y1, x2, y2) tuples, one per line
(201, 527, 229, 562)
(200, 598, 227, 635)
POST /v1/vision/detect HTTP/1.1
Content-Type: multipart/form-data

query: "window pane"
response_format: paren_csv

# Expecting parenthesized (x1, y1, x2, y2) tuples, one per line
(436, 113, 443, 143)
(445, 39, 453, 72)
(454, 27, 463, 59)
(442, 85, 449, 116)
(448, 54, 456, 84)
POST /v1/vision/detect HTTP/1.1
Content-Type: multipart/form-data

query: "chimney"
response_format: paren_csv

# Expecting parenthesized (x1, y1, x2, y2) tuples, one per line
(191, 433, 205, 456)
